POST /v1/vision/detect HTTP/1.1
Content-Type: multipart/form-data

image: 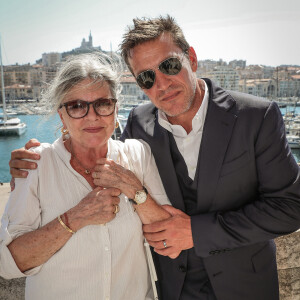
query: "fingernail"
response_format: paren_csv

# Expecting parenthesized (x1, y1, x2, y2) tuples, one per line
(31, 163, 36, 169)
(22, 171, 28, 177)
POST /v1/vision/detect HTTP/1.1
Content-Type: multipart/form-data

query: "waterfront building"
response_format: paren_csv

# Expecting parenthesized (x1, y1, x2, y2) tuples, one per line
(120, 73, 149, 100)
(42, 52, 62, 67)
(239, 79, 276, 98)
(1, 84, 33, 101)
(228, 59, 246, 69)
(205, 66, 240, 91)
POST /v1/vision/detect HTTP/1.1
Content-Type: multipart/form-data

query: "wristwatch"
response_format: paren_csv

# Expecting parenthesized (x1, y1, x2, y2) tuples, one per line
(129, 186, 148, 205)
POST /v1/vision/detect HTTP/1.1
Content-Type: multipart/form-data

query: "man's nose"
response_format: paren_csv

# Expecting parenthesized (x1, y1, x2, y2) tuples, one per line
(155, 70, 172, 90)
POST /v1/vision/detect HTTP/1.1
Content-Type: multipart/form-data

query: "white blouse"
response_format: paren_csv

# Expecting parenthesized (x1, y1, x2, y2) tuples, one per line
(0, 137, 170, 300)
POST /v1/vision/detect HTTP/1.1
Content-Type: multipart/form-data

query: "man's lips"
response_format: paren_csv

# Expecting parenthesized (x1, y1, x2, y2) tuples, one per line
(160, 90, 180, 102)
(83, 126, 104, 133)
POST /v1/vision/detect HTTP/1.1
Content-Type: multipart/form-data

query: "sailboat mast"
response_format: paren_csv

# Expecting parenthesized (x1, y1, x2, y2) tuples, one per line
(0, 34, 7, 123)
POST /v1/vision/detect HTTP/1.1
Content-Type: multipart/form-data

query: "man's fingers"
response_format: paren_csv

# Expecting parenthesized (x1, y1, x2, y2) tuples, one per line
(148, 240, 170, 250)
(162, 205, 186, 216)
(154, 246, 180, 257)
(10, 168, 28, 178)
(10, 178, 15, 191)
(143, 219, 169, 233)
(144, 231, 165, 242)
(11, 149, 40, 161)
(9, 159, 37, 170)
(25, 139, 41, 150)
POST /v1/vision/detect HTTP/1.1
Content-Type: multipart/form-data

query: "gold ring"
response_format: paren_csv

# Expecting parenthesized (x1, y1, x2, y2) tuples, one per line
(114, 204, 120, 214)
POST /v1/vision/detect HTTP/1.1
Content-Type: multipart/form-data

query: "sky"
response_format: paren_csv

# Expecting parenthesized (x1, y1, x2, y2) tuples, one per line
(0, 0, 299, 67)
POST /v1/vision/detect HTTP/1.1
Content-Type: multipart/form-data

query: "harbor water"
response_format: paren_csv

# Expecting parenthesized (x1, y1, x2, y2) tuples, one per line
(1, 107, 300, 183)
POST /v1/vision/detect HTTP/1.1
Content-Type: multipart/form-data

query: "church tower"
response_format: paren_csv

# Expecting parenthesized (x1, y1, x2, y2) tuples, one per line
(88, 31, 93, 48)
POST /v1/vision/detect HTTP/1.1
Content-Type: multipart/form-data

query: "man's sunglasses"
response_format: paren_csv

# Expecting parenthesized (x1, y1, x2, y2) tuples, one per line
(136, 57, 183, 90)
(59, 98, 117, 119)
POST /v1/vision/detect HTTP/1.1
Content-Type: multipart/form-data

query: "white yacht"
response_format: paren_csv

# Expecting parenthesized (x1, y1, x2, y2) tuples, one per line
(286, 135, 300, 149)
(0, 35, 26, 136)
(0, 116, 27, 135)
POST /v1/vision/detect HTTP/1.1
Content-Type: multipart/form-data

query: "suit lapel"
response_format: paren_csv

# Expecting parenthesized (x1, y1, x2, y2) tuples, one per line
(145, 113, 186, 211)
(196, 79, 237, 211)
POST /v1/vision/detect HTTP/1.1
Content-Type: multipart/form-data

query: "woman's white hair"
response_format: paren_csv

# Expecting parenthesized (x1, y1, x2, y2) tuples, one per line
(42, 52, 123, 114)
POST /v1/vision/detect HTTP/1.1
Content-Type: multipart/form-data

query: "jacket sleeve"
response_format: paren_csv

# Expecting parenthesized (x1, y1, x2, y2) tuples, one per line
(191, 101, 300, 257)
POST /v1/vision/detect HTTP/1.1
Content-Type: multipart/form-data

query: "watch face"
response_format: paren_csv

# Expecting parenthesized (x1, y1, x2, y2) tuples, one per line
(135, 190, 147, 204)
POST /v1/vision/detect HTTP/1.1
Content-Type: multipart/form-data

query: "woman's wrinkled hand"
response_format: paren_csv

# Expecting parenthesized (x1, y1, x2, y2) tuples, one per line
(93, 158, 142, 199)
(69, 187, 121, 230)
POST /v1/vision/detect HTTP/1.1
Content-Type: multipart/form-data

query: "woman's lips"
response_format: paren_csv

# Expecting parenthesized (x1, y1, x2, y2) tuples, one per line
(83, 127, 104, 133)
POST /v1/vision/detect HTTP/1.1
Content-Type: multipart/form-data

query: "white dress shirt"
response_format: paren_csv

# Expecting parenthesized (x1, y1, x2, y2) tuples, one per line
(0, 137, 170, 300)
(158, 80, 209, 179)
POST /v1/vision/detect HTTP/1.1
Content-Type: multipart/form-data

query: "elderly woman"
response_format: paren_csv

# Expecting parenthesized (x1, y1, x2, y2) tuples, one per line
(0, 53, 173, 300)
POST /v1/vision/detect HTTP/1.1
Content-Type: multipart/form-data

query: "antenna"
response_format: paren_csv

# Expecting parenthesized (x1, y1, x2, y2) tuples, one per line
(0, 34, 7, 122)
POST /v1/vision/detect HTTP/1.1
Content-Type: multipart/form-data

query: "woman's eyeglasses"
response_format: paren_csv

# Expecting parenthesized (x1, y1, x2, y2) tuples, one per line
(59, 98, 117, 119)
(136, 57, 183, 90)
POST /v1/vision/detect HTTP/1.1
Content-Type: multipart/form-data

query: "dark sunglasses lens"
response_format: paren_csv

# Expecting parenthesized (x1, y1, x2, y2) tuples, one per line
(66, 101, 88, 118)
(94, 99, 116, 116)
(159, 57, 182, 75)
(136, 70, 155, 89)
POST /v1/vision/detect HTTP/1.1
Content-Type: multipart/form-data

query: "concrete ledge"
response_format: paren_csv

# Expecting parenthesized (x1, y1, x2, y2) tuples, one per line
(0, 277, 25, 300)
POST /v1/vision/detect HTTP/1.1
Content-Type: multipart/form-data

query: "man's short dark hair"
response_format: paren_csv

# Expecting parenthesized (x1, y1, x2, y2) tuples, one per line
(120, 15, 190, 73)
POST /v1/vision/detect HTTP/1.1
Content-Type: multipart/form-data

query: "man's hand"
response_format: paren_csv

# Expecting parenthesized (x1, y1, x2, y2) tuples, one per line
(143, 205, 194, 258)
(9, 139, 41, 179)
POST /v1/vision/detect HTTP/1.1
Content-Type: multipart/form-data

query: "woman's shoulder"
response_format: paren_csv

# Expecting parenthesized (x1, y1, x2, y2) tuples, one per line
(110, 138, 151, 156)
(28, 137, 62, 161)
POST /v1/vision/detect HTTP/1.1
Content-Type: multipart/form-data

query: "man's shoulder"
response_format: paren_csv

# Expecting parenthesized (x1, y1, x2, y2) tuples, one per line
(204, 78, 272, 113)
(227, 90, 271, 109)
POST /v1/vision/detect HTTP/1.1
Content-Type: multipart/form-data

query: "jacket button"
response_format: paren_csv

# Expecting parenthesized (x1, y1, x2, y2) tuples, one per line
(179, 265, 187, 272)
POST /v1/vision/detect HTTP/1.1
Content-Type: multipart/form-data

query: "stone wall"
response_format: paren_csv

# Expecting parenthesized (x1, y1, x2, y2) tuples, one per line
(276, 230, 300, 300)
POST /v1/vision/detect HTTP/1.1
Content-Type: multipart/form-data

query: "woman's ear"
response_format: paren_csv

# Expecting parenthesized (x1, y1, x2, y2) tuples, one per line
(58, 109, 67, 130)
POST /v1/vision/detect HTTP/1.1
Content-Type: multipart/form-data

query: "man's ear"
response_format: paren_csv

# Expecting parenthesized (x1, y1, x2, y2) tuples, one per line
(188, 47, 198, 72)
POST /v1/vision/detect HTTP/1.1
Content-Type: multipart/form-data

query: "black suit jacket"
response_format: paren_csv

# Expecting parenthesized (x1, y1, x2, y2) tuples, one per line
(121, 79, 300, 300)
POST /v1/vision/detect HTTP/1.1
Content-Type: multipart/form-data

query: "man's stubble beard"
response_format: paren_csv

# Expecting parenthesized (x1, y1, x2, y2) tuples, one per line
(163, 77, 197, 118)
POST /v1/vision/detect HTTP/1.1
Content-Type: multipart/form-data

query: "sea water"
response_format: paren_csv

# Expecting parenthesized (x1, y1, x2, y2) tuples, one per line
(0, 108, 300, 183)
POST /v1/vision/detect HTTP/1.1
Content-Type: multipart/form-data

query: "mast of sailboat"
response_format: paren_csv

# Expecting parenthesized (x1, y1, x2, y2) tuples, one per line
(0, 34, 7, 123)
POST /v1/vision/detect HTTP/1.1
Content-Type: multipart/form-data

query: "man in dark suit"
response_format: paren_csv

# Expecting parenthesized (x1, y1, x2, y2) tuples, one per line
(117, 15, 300, 300)
(9, 15, 300, 300)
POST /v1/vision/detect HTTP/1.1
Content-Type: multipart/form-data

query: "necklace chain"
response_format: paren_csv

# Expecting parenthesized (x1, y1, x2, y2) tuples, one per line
(70, 141, 93, 175)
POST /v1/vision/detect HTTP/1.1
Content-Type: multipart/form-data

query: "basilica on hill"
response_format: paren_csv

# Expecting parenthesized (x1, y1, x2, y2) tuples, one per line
(75, 31, 102, 51)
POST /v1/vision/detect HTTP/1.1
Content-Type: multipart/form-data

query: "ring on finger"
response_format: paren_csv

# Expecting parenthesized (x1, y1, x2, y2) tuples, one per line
(163, 240, 167, 248)
(113, 204, 120, 214)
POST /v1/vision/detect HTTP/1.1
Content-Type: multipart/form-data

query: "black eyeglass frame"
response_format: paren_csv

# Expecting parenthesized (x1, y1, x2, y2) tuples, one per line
(59, 98, 117, 119)
(135, 56, 184, 90)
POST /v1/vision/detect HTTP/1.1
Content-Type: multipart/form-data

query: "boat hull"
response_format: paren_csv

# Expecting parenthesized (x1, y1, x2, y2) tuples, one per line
(0, 123, 27, 136)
